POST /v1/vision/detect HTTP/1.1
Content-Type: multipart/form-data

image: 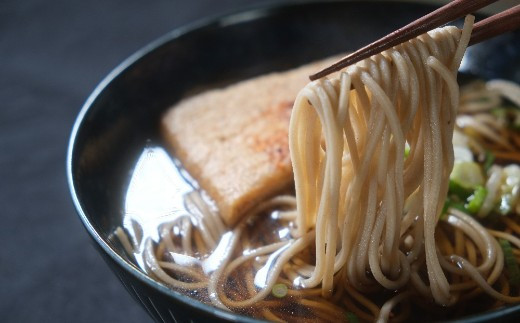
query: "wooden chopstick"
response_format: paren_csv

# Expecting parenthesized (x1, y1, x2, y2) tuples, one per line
(308, 0, 516, 81)
(469, 5, 520, 45)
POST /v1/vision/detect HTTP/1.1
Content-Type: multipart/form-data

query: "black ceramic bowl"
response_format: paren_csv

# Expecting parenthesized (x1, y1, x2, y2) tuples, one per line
(67, 1, 520, 322)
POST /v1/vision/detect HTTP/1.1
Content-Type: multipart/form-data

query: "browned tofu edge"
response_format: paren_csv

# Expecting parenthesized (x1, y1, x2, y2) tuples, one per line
(159, 56, 341, 227)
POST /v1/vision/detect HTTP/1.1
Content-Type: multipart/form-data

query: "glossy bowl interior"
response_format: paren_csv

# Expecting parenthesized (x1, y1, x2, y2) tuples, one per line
(67, 1, 520, 322)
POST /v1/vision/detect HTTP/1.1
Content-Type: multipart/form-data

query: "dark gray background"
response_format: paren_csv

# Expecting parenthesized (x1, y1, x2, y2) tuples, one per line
(1, 0, 516, 322)
(0, 1, 270, 322)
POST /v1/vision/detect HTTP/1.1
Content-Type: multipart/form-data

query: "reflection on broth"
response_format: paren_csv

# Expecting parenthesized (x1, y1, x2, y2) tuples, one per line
(118, 147, 309, 318)
(121, 147, 197, 269)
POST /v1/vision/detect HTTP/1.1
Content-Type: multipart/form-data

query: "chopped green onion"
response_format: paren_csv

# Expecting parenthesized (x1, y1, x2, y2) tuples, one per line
(272, 283, 288, 298)
(449, 180, 474, 200)
(499, 239, 520, 287)
(344, 311, 359, 323)
(441, 198, 467, 220)
(483, 150, 495, 172)
(404, 145, 410, 159)
(449, 162, 485, 200)
(465, 186, 488, 214)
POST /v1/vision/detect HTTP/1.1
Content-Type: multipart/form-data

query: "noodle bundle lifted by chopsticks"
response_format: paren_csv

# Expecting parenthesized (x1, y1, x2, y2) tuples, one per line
(290, 16, 473, 306)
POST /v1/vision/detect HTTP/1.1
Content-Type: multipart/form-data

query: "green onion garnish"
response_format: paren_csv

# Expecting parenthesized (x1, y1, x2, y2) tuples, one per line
(404, 145, 410, 159)
(449, 180, 474, 200)
(441, 198, 467, 220)
(465, 186, 488, 214)
(483, 150, 495, 172)
(449, 162, 485, 200)
(499, 239, 520, 288)
(271, 283, 288, 298)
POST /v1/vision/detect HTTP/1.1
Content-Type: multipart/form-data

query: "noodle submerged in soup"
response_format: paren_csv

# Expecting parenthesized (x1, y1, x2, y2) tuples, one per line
(115, 17, 520, 322)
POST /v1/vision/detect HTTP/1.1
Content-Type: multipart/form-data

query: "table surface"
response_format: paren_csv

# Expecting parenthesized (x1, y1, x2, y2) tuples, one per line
(1, 0, 517, 322)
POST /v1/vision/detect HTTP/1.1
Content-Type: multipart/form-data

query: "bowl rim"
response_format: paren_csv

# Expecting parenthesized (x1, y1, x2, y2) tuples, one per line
(66, 1, 520, 322)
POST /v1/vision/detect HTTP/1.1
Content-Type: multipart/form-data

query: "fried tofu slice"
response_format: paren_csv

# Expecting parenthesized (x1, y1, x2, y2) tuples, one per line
(162, 59, 335, 226)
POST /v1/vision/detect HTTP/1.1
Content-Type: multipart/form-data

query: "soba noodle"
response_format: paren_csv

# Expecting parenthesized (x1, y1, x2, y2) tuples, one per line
(116, 15, 520, 322)
(289, 15, 479, 307)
